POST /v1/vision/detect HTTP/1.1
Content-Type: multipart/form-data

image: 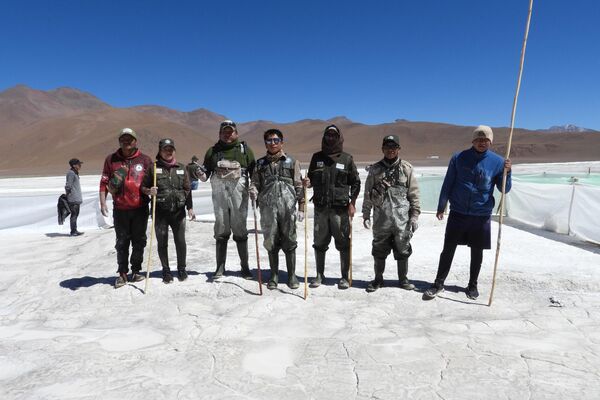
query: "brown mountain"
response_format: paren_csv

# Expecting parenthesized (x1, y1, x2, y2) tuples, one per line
(1, 85, 599, 177)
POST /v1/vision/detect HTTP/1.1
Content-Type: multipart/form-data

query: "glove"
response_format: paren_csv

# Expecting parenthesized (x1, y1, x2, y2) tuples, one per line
(297, 211, 305, 222)
(409, 219, 418, 232)
(248, 187, 258, 201)
(363, 218, 372, 229)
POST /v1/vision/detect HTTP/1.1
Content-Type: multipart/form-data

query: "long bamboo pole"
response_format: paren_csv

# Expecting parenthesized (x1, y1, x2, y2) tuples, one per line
(488, 0, 534, 306)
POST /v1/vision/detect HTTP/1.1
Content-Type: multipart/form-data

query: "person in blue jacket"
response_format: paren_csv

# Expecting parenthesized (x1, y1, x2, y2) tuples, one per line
(424, 125, 512, 300)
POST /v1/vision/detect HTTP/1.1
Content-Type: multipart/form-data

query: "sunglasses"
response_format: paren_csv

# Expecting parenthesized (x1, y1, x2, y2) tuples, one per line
(220, 121, 236, 128)
(264, 138, 283, 145)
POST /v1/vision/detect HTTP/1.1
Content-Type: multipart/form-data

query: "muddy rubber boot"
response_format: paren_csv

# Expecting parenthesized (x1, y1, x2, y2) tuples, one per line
(285, 250, 299, 289)
(367, 258, 386, 293)
(267, 251, 279, 290)
(338, 250, 350, 290)
(310, 250, 326, 288)
(213, 240, 227, 279)
(237, 240, 253, 280)
(397, 259, 415, 290)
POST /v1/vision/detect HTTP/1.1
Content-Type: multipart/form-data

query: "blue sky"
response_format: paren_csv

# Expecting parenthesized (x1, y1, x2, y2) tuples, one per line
(1, 0, 598, 129)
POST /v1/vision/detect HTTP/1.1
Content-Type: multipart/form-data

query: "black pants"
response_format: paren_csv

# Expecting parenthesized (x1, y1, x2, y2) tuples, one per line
(113, 207, 149, 274)
(155, 208, 187, 271)
(68, 202, 80, 233)
(434, 211, 488, 286)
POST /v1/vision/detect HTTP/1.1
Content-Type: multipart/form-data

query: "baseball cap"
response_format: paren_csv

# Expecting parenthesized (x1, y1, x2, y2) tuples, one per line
(119, 127, 138, 140)
(382, 134, 400, 147)
(219, 120, 237, 131)
(159, 138, 176, 150)
(69, 158, 83, 167)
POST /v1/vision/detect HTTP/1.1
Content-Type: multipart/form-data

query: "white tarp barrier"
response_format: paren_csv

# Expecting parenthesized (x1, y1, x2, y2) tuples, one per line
(506, 182, 600, 244)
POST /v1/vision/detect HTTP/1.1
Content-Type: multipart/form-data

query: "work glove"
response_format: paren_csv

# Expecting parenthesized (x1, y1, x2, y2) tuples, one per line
(409, 218, 418, 233)
(363, 218, 372, 230)
(248, 187, 258, 201)
(297, 211, 305, 223)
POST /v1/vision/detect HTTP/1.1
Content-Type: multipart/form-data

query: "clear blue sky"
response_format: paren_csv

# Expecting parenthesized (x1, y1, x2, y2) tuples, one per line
(1, 0, 598, 129)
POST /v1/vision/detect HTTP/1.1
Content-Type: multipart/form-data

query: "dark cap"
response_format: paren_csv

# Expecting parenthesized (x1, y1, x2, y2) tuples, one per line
(382, 134, 400, 147)
(159, 138, 176, 150)
(69, 158, 83, 167)
(191, 155, 199, 162)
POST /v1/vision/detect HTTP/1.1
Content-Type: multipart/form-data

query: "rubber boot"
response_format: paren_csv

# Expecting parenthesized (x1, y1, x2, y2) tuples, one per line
(338, 250, 350, 289)
(367, 258, 386, 292)
(213, 240, 227, 279)
(397, 258, 415, 290)
(237, 240, 253, 280)
(285, 250, 299, 289)
(310, 250, 326, 288)
(267, 251, 279, 290)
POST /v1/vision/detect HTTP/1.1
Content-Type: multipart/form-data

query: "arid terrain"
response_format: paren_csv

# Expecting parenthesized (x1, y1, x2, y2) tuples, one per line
(1, 85, 599, 176)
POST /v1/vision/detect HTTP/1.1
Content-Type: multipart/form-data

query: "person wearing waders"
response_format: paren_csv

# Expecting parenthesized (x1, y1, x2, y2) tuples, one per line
(99, 128, 153, 288)
(65, 158, 84, 236)
(142, 138, 195, 283)
(305, 125, 360, 290)
(198, 120, 256, 280)
(424, 125, 512, 300)
(362, 135, 420, 292)
(249, 128, 305, 290)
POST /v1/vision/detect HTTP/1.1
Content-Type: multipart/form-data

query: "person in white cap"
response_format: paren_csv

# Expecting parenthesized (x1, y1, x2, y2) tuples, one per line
(99, 128, 153, 288)
(424, 125, 512, 300)
(198, 120, 256, 280)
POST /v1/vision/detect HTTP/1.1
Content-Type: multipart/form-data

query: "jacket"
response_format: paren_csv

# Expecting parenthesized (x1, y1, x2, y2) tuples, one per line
(99, 148, 153, 210)
(251, 153, 305, 211)
(202, 139, 256, 179)
(308, 151, 360, 208)
(437, 147, 511, 216)
(57, 194, 71, 225)
(65, 168, 82, 204)
(145, 159, 193, 213)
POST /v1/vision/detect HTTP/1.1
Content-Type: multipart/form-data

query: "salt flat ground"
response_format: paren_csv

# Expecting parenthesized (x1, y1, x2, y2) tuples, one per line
(1, 210, 599, 400)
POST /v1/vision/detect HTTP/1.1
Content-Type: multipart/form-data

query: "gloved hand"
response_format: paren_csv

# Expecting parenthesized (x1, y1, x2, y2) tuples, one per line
(409, 218, 418, 232)
(248, 187, 258, 201)
(188, 209, 196, 221)
(363, 218, 372, 229)
(297, 211, 305, 222)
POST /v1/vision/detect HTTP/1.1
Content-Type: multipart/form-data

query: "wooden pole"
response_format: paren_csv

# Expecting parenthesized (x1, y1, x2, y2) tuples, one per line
(304, 178, 309, 300)
(144, 162, 157, 294)
(252, 199, 263, 296)
(488, 0, 534, 306)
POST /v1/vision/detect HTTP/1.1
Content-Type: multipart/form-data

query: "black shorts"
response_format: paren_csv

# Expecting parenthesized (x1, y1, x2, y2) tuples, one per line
(445, 211, 491, 249)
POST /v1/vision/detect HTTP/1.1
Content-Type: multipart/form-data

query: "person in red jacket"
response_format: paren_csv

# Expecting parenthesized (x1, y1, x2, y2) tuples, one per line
(100, 128, 153, 288)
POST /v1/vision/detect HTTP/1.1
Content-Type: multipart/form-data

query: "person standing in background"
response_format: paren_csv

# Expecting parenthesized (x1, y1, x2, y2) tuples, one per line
(65, 158, 84, 236)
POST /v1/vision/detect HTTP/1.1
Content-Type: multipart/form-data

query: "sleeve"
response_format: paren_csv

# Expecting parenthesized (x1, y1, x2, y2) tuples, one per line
(183, 167, 193, 210)
(246, 146, 256, 176)
(202, 148, 214, 179)
(406, 165, 421, 220)
(249, 163, 261, 194)
(361, 169, 375, 219)
(65, 171, 74, 194)
(307, 154, 317, 183)
(99, 155, 112, 194)
(494, 160, 512, 193)
(348, 157, 361, 202)
(437, 155, 457, 213)
(293, 160, 305, 212)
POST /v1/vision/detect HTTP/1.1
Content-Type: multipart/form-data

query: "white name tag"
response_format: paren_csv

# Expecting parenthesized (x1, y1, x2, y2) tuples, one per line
(317, 161, 324, 168)
(156, 168, 163, 174)
(336, 163, 345, 170)
(176, 170, 184, 175)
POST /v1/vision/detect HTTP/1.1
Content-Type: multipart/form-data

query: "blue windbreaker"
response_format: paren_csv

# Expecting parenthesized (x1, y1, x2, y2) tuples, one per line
(437, 147, 511, 216)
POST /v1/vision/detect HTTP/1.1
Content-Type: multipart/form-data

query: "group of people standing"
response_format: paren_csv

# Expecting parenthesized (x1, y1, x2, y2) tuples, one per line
(84, 120, 511, 300)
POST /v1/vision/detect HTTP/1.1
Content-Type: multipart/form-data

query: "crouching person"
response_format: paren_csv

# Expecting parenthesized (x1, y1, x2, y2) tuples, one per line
(142, 138, 195, 283)
(250, 129, 305, 290)
(362, 134, 420, 292)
